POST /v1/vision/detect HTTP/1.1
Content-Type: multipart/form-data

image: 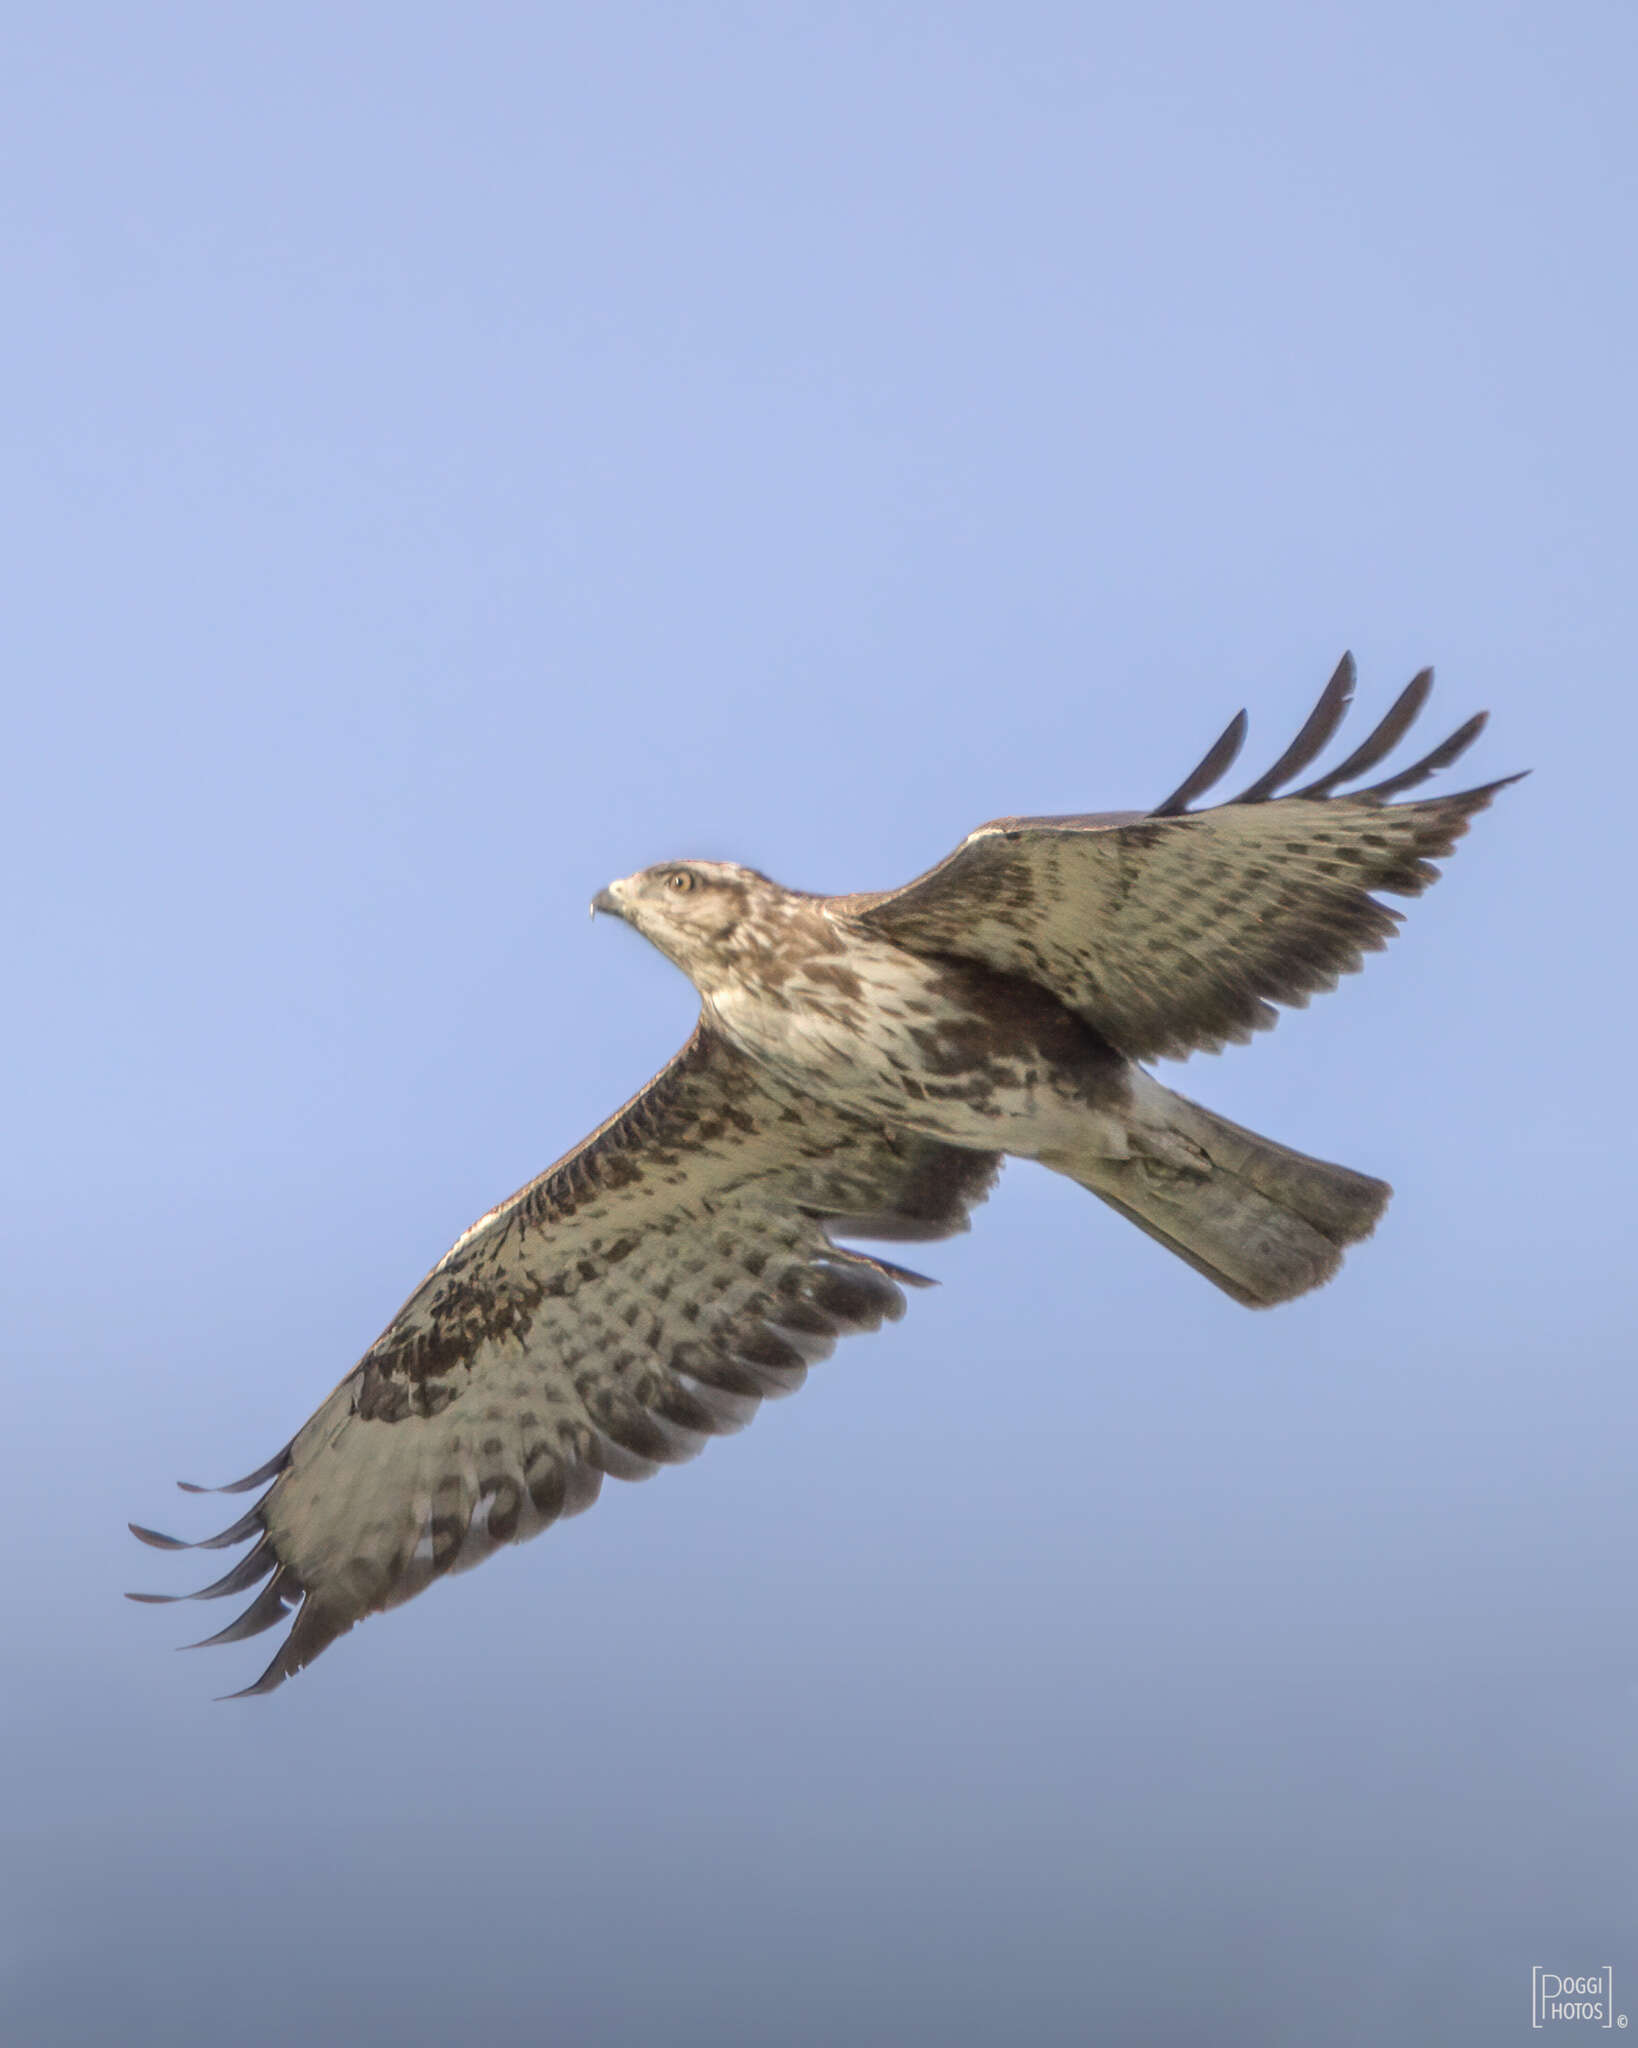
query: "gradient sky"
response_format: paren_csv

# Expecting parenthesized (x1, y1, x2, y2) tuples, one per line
(5, 5, 1635, 2043)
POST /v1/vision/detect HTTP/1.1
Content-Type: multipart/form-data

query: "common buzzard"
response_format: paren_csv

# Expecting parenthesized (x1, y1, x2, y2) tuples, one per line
(131, 656, 1517, 1693)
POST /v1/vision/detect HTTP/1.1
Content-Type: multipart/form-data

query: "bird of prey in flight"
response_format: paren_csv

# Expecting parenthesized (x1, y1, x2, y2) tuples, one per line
(131, 655, 1517, 1693)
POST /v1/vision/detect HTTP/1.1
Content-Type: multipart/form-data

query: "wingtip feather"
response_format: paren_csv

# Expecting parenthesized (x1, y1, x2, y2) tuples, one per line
(1151, 707, 1249, 817)
(1230, 652, 1357, 803)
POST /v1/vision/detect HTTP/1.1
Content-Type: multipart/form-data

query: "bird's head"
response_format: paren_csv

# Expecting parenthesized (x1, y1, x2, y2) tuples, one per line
(591, 860, 789, 994)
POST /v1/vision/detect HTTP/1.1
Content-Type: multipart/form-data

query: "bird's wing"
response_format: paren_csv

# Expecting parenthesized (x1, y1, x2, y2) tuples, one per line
(130, 1025, 999, 1694)
(846, 655, 1521, 1062)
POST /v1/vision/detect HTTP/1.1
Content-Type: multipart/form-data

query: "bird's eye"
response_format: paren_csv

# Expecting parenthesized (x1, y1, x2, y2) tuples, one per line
(667, 869, 696, 893)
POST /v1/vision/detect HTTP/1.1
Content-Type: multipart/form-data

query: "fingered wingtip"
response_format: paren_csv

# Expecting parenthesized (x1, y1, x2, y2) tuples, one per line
(171, 1448, 291, 1497)
(1231, 655, 1358, 803)
(177, 1572, 298, 1651)
(215, 1674, 284, 1701)
(1154, 656, 1506, 816)
(1151, 707, 1249, 817)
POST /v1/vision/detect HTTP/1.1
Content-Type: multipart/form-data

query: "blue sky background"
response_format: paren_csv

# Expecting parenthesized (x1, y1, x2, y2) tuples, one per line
(4, 5, 1635, 2042)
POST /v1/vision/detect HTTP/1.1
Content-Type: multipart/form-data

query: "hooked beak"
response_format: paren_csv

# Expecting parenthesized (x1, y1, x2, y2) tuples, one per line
(590, 882, 628, 922)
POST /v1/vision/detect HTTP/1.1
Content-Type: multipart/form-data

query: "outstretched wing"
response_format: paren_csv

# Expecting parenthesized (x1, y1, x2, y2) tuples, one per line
(130, 1026, 999, 1694)
(849, 655, 1521, 1062)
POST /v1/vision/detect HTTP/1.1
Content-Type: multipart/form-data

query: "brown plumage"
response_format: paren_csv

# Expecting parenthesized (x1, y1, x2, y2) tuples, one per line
(131, 654, 1518, 1692)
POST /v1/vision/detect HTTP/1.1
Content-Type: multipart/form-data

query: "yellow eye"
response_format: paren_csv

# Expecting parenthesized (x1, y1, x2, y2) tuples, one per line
(667, 869, 696, 893)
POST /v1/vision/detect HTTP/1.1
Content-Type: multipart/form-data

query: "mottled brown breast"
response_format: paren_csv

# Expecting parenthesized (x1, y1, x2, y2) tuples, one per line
(895, 954, 1126, 1102)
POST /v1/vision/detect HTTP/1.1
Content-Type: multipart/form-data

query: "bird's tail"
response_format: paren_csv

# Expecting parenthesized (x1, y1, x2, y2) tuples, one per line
(1054, 1082, 1391, 1308)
